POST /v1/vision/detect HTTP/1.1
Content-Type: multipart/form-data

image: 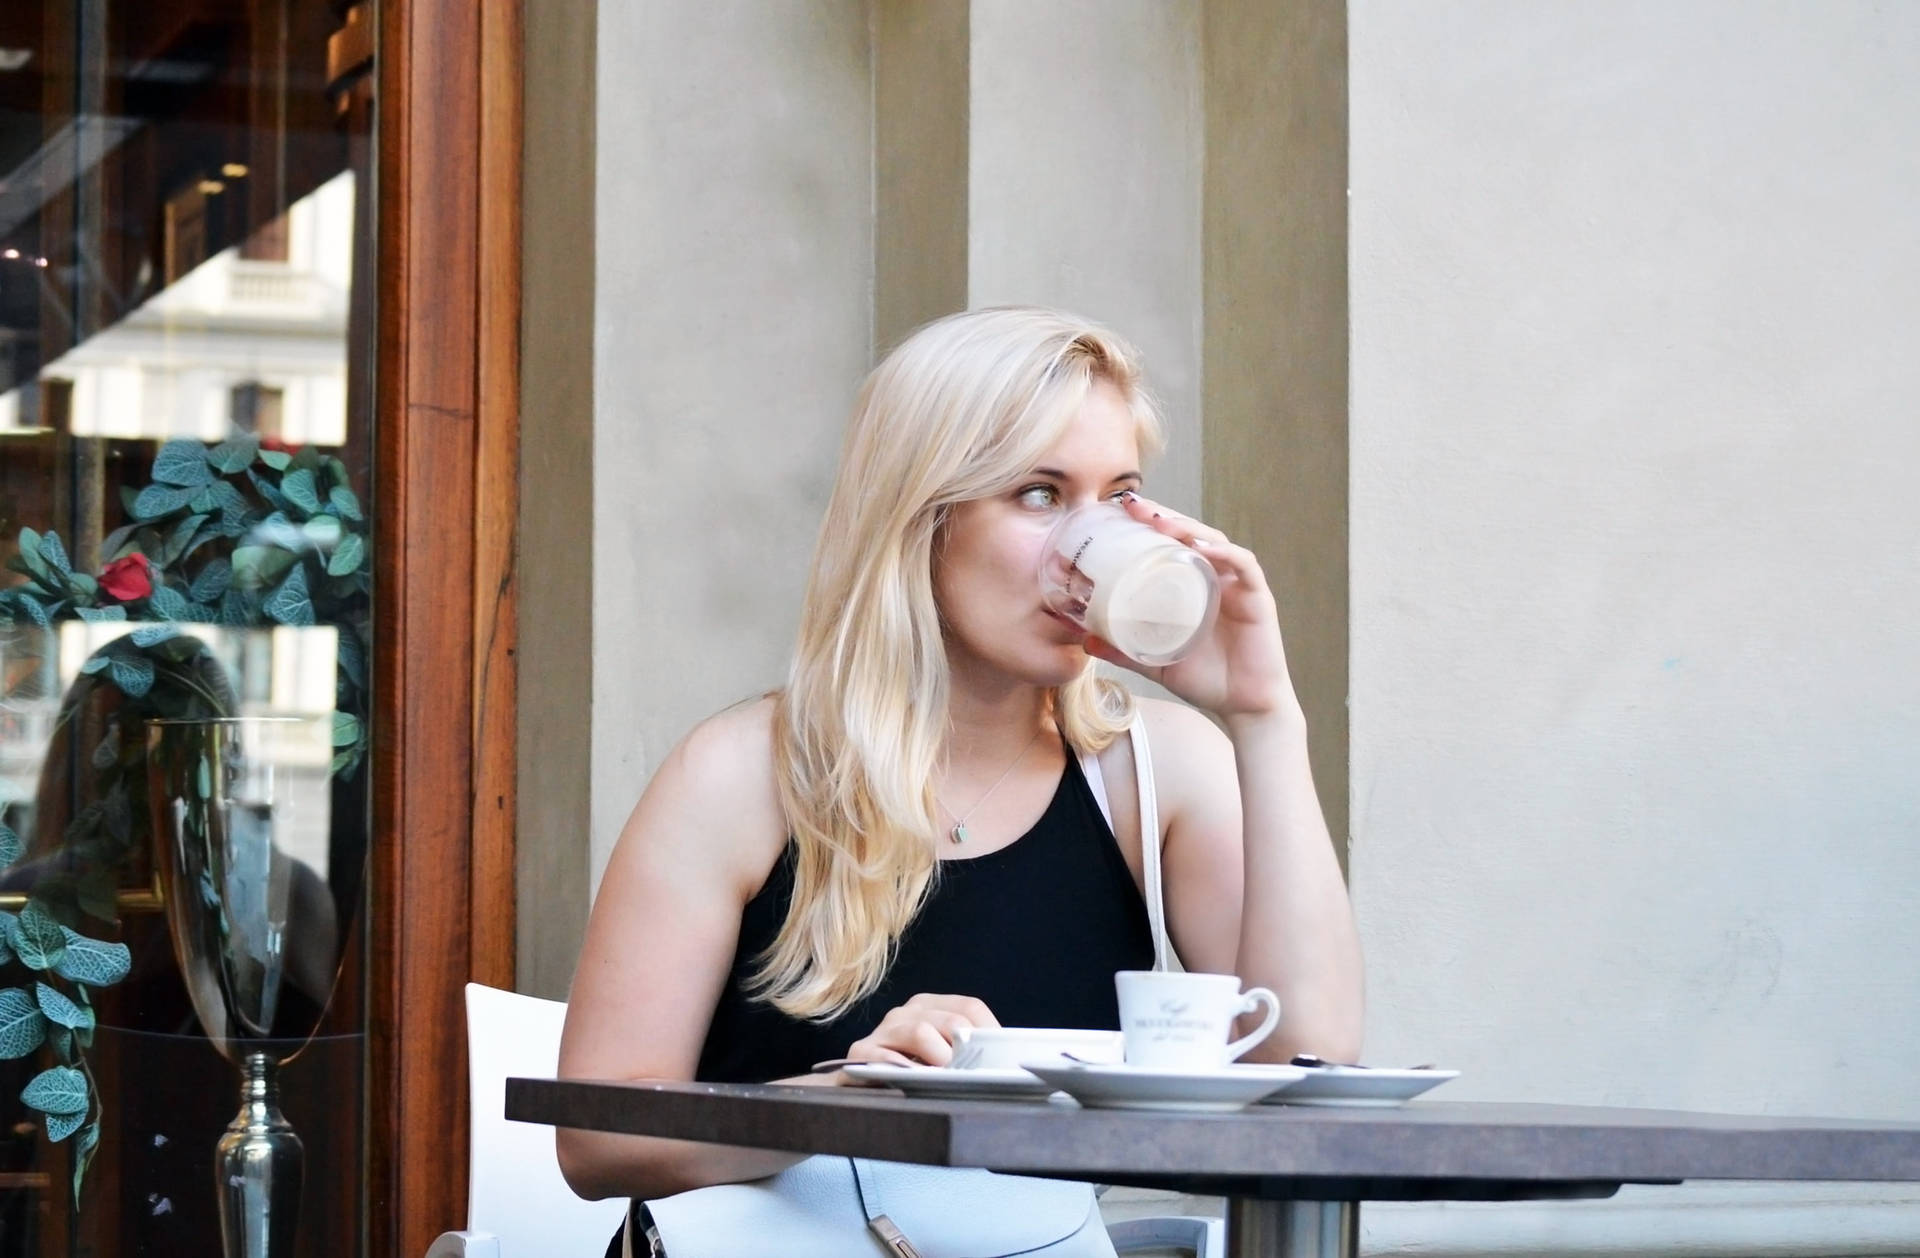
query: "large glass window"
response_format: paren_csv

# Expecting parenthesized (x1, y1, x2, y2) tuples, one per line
(0, 3, 373, 1253)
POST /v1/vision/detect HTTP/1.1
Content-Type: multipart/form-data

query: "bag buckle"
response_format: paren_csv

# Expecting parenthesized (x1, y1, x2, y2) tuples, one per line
(867, 1213, 923, 1258)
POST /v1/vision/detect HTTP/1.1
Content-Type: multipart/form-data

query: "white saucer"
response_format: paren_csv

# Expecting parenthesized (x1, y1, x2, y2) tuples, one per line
(842, 1063, 1057, 1100)
(1259, 1066, 1459, 1107)
(1024, 1062, 1309, 1113)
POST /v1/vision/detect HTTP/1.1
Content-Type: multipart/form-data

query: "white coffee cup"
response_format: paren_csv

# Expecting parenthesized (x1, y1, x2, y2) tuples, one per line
(949, 1027, 1125, 1071)
(1038, 504, 1220, 666)
(1114, 971, 1281, 1070)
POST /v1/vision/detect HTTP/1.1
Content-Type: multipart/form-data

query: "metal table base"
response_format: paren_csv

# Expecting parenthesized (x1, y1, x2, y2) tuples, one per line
(1226, 1199, 1357, 1258)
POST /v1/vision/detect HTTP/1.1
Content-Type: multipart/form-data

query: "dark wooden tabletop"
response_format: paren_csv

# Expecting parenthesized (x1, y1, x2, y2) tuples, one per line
(507, 1077, 1920, 1204)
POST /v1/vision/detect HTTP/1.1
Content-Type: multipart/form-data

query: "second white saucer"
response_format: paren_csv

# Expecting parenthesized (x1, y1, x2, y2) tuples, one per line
(1024, 1062, 1308, 1113)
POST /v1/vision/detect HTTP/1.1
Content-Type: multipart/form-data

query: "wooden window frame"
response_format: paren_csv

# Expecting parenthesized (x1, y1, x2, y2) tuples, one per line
(367, 0, 522, 1250)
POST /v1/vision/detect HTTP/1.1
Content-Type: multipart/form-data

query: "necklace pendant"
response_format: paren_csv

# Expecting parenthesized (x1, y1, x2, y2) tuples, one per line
(950, 823, 968, 844)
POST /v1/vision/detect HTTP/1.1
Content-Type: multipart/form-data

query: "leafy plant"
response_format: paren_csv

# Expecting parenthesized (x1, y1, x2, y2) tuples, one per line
(0, 433, 369, 1200)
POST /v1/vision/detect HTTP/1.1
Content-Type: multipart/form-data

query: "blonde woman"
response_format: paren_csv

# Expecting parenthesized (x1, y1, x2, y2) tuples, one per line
(558, 307, 1364, 1247)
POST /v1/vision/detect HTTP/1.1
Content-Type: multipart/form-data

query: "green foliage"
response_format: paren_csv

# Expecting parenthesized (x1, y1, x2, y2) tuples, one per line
(0, 437, 371, 1201)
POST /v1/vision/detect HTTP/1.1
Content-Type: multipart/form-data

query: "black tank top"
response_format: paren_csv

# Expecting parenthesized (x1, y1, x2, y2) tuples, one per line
(694, 745, 1154, 1082)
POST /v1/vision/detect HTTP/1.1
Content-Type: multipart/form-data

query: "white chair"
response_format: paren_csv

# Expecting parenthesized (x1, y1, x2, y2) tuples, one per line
(429, 982, 1222, 1258)
(426, 983, 629, 1257)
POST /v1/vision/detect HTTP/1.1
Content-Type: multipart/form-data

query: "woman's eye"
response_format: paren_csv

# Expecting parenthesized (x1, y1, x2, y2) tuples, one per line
(1017, 485, 1059, 508)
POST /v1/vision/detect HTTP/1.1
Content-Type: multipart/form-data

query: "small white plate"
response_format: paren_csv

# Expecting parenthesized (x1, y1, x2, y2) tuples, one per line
(1260, 1066, 1460, 1107)
(842, 1063, 1058, 1100)
(1024, 1062, 1308, 1113)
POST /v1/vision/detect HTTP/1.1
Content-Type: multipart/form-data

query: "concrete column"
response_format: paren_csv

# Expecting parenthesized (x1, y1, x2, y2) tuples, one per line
(965, 0, 1205, 516)
(589, 0, 874, 890)
(517, 0, 597, 999)
(1202, 0, 1351, 857)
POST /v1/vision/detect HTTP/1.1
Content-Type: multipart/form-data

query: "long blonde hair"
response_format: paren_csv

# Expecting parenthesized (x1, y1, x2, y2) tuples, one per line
(756, 307, 1165, 1019)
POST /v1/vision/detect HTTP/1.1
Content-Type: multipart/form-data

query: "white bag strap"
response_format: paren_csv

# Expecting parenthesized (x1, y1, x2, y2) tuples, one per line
(1129, 712, 1173, 973)
(1077, 713, 1172, 972)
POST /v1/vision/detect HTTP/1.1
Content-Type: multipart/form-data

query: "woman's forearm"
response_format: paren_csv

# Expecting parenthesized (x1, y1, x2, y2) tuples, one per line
(1225, 707, 1366, 1063)
(556, 1072, 834, 1201)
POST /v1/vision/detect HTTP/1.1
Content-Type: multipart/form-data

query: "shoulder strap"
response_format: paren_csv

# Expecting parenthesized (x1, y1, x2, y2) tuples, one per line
(1130, 712, 1174, 973)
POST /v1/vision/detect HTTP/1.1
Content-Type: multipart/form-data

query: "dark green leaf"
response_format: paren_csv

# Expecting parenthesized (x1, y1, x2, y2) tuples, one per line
(263, 565, 315, 627)
(147, 584, 192, 622)
(16, 527, 42, 568)
(329, 748, 356, 776)
(9, 904, 68, 972)
(72, 1119, 101, 1203)
(130, 623, 181, 647)
(0, 988, 46, 1059)
(218, 589, 258, 627)
(290, 446, 322, 472)
(79, 655, 111, 675)
(248, 467, 294, 513)
(189, 486, 216, 513)
(259, 448, 293, 471)
(336, 630, 366, 687)
(53, 931, 131, 987)
(209, 434, 260, 474)
(75, 605, 126, 623)
(34, 983, 93, 1031)
(230, 545, 297, 590)
(119, 485, 141, 515)
(108, 653, 155, 697)
(132, 483, 197, 520)
(326, 531, 367, 577)
(281, 467, 322, 515)
(208, 478, 250, 516)
(67, 572, 99, 601)
(214, 512, 255, 539)
(47, 1025, 71, 1061)
(152, 439, 213, 487)
(46, 1106, 85, 1143)
(0, 915, 12, 965)
(22, 1065, 89, 1115)
(190, 558, 233, 602)
(14, 591, 51, 629)
(38, 531, 72, 575)
(0, 824, 19, 869)
(161, 513, 210, 565)
(99, 521, 142, 561)
(328, 484, 364, 520)
(90, 728, 118, 771)
(331, 711, 361, 747)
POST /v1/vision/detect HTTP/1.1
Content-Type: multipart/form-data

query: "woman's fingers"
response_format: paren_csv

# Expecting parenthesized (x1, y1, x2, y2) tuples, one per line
(848, 994, 1000, 1066)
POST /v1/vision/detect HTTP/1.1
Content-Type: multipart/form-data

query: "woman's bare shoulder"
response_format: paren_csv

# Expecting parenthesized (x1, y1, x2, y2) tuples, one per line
(1130, 696, 1236, 797)
(628, 694, 788, 897)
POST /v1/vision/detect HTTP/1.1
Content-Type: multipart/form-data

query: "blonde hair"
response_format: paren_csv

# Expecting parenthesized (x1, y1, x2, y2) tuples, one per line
(756, 307, 1165, 1020)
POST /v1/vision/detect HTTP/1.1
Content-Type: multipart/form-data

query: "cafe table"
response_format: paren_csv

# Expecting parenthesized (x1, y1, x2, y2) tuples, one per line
(506, 1076, 1920, 1258)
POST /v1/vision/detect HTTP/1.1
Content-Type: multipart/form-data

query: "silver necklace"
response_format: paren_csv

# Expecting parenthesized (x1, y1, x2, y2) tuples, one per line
(937, 725, 1046, 844)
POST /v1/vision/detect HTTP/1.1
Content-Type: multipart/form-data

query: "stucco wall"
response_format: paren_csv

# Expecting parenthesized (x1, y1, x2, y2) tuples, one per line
(589, 1, 874, 887)
(1348, 0, 1920, 1121)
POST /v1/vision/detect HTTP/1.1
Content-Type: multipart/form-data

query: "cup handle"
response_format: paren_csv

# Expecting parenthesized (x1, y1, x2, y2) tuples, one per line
(1224, 987, 1282, 1061)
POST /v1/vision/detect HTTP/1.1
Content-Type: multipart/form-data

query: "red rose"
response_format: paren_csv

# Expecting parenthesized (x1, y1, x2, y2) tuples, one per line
(98, 553, 154, 602)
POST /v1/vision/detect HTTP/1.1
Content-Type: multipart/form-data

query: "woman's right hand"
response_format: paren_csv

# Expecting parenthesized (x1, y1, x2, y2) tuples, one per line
(844, 994, 1000, 1067)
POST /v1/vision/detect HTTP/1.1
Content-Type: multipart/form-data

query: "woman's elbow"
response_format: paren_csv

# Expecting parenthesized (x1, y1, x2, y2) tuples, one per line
(555, 1129, 617, 1202)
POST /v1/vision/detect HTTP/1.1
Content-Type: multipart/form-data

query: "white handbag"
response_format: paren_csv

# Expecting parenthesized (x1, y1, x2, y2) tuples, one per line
(630, 715, 1168, 1258)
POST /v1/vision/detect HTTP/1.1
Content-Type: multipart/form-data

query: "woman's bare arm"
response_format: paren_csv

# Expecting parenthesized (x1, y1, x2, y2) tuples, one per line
(555, 699, 809, 1202)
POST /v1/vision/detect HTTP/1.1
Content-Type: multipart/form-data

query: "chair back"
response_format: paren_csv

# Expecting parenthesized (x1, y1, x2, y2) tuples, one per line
(463, 982, 629, 1249)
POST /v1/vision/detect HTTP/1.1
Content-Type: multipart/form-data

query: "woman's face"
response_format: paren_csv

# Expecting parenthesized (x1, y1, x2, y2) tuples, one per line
(933, 379, 1143, 688)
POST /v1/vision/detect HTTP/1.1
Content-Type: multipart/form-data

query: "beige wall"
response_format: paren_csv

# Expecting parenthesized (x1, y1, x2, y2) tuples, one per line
(1349, 1, 1920, 1248)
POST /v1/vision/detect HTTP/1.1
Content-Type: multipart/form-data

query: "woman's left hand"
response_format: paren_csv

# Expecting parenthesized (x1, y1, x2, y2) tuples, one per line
(1082, 493, 1297, 721)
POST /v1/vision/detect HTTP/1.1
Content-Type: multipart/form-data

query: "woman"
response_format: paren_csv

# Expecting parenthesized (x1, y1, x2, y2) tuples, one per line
(557, 307, 1364, 1217)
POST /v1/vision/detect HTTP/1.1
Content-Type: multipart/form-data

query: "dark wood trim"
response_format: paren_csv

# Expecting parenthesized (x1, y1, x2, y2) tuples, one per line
(472, 0, 524, 996)
(369, 0, 522, 1251)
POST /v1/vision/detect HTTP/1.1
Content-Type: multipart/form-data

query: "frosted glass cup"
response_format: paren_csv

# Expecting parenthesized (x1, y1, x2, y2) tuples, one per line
(1039, 504, 1220, 666)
